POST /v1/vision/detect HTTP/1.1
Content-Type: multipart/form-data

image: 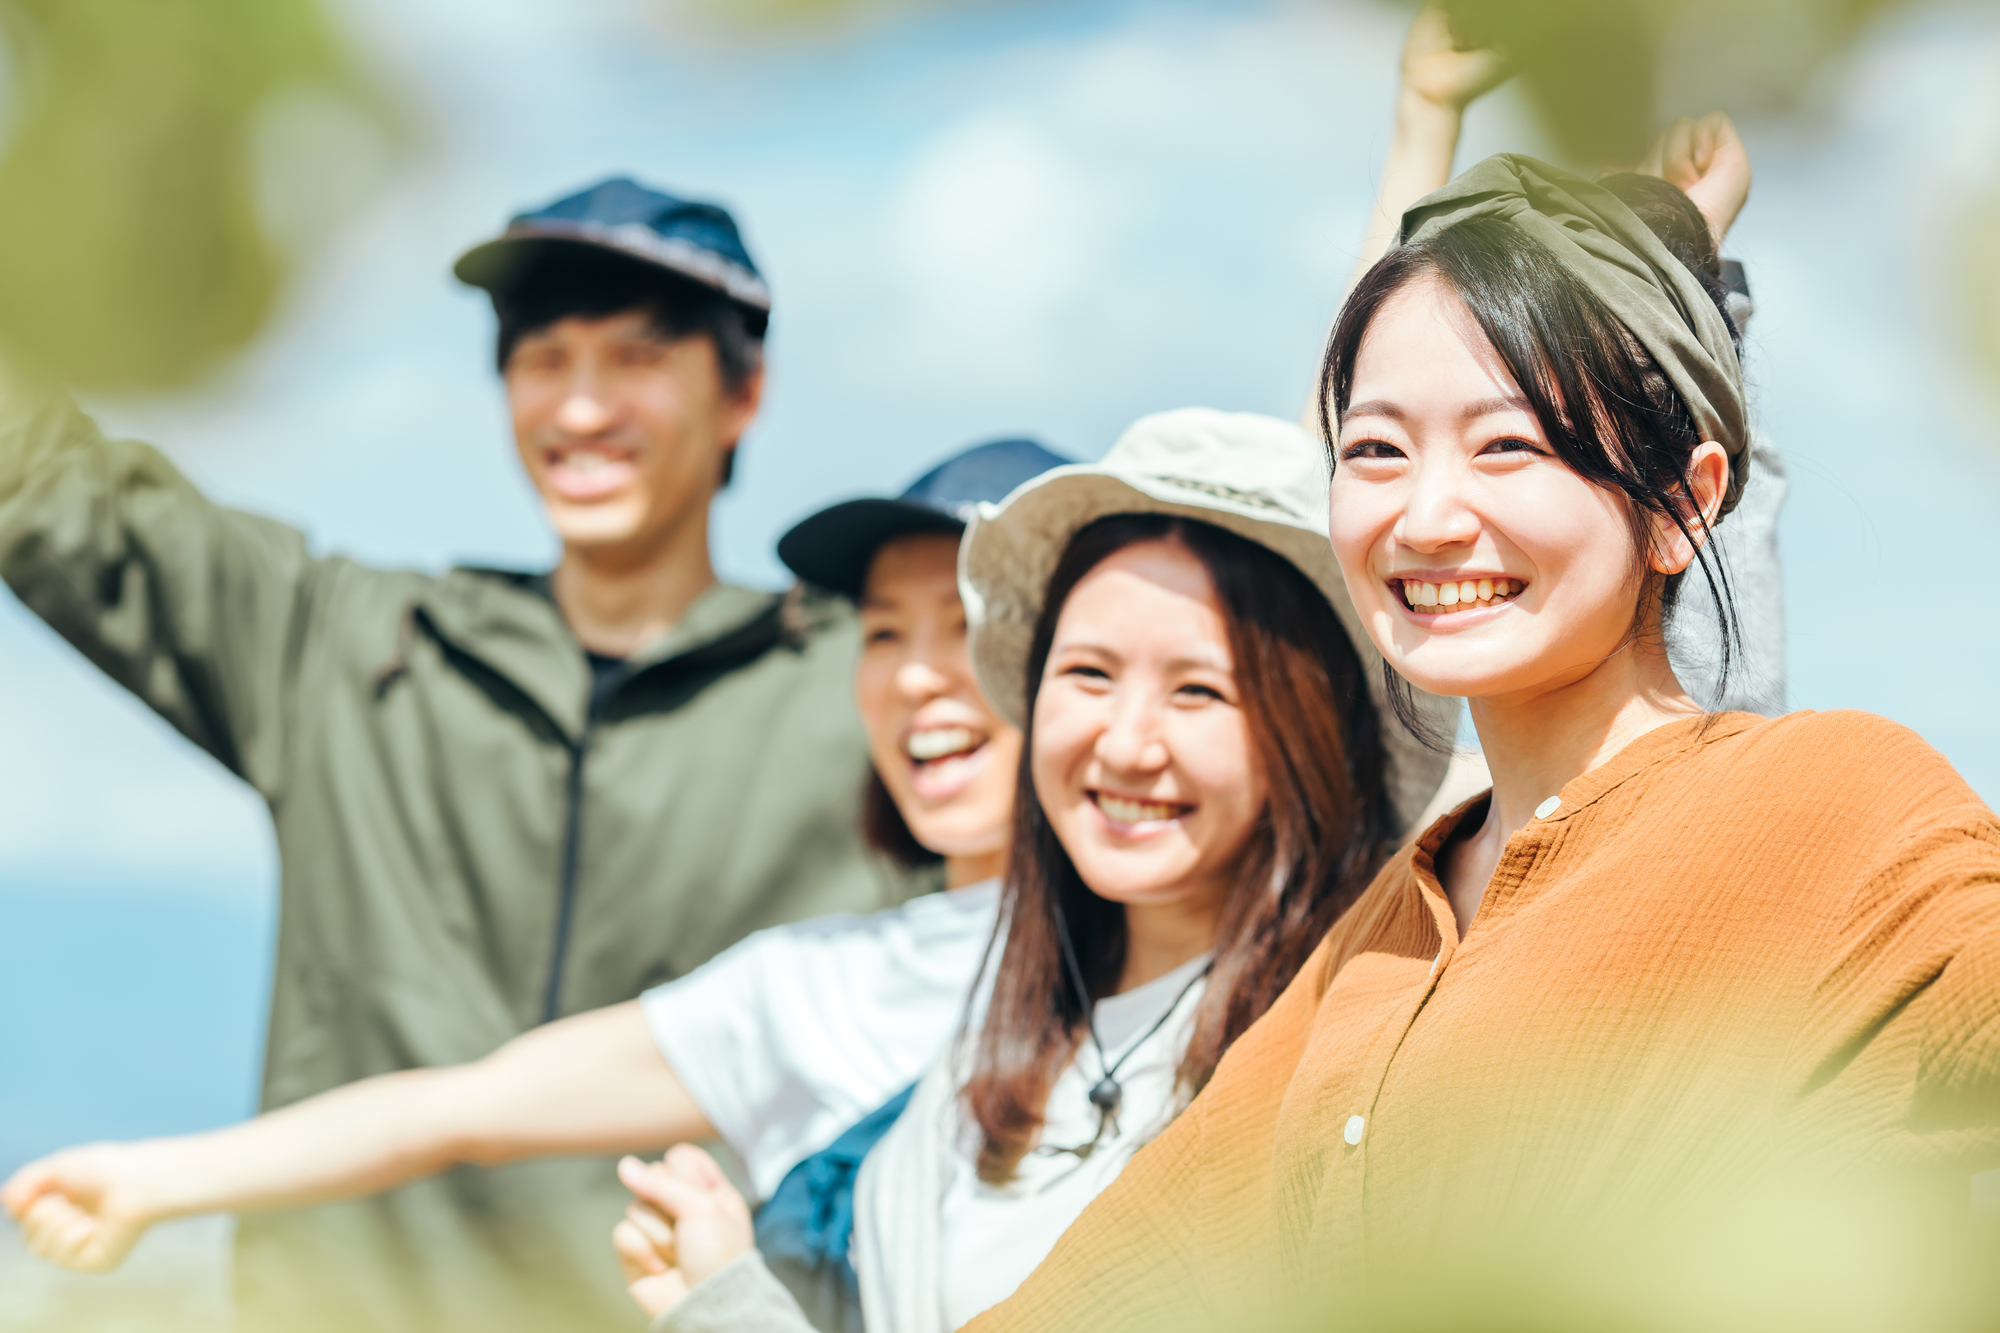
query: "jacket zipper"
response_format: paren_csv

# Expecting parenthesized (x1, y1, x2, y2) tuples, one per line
(544, 656, 628, 1023)
(540, 724, 592, 1024)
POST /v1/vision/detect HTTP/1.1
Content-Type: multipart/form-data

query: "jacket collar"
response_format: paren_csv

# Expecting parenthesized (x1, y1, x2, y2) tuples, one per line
(411, 569, 787, 745)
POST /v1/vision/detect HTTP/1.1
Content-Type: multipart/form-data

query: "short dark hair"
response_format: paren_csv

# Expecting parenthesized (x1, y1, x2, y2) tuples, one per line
(490, 245, 765, 484)
(1320, 175, 1744, 736)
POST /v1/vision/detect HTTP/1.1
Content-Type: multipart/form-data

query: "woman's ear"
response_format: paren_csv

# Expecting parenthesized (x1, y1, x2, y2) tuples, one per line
(1649, 441, 1730, 575)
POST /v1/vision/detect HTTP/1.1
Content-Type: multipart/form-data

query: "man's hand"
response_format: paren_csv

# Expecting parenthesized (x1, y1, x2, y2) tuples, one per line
(1642, 111, 1753, 246)
(2, 1144, 163, 1273)
(612, 1145, 756, 1321)
(1400, 3, 1510, 114)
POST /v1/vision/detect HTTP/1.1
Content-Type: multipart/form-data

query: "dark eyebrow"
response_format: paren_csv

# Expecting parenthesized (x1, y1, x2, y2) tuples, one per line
(1051, 639, 1120, 665)
(1164, 652, 1232, 675)
(1461, 394, 1532, 420)
(1339, 399, 1404, 426)
(1340, 395, 1534, 427)
(1053, 640, 1231, 675)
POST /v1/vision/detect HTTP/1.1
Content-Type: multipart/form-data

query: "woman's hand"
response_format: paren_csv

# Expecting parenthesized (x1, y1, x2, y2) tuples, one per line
(1325, 0, 1512, 346)
(1399, 3, 1510, 114)
(1642, 111, 1752, 246)
(612, 1145, 756, 1320)
(2, 1143, 168, 1272)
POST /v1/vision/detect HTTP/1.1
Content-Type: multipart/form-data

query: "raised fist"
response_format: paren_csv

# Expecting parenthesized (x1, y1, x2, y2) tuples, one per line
(2, 1144, 163, 1273)
(1401, 3, 1511, 114)
(1644, 110, 1753, 245)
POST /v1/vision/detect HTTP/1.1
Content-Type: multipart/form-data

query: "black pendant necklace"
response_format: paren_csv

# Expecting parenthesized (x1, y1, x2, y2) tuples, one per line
(1044, 905, 1211, 1160)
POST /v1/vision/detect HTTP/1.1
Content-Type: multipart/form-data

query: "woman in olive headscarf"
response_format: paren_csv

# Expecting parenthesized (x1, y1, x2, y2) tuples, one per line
(962, 155, 2000, 1332)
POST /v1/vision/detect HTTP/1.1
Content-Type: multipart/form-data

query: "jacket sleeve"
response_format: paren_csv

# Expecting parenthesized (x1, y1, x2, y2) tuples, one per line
(655, 1252, 823, 1333)
(0, 371, 315, 797)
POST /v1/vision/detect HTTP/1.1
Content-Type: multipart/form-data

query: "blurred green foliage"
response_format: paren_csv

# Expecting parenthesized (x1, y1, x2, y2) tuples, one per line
(1970, 197, 2000, 388)
(1442, 0, 1920, 164)
(656, 0, 894, 28)
(1191, 1174, 2000, 1333)
(8, 0, 1988, 398)
(1398, 0, 2000, 405)
(660, 0, 1921, 161)
(0, 0, 384, 391)
(668, 0, 2000, 403)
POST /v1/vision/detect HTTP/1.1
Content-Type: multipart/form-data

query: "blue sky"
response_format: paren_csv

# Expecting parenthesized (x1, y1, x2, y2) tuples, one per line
(4, 0, 2000, 1309)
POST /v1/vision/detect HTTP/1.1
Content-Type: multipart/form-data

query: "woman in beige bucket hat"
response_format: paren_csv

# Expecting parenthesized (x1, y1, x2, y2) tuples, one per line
(960, 406, 1466, 835)
(614, 97, 1797, 1333)
(608, 15, 1782, 1330)
(608, 404, 1469, 1333)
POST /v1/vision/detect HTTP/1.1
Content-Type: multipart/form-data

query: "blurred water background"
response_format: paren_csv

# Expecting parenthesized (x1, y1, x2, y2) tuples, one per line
(3, 0, 1998, 1325)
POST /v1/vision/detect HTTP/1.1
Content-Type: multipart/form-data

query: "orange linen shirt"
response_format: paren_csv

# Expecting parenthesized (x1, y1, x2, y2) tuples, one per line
(970, 711, 2000, 1330)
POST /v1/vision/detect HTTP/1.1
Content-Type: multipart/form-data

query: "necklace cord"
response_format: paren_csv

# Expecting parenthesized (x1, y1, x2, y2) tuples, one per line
(1053, 900, 1112, 1072)
(1045, 903, 1214, 1159)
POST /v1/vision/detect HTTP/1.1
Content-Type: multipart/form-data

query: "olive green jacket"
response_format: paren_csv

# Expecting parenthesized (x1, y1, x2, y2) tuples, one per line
(0, 381, 932, 1333)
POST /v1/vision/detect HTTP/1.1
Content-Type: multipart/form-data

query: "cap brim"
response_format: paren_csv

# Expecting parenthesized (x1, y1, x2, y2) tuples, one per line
(778, 498, 965, 601)
(453, 231, 771, 328)
(962, 466, 1458, 834)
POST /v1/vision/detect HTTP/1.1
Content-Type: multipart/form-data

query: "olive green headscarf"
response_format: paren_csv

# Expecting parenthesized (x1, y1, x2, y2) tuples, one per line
(1399, 153, 1751, 516)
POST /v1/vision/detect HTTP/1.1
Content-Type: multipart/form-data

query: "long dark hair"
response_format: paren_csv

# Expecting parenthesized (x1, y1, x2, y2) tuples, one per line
(1320, 174, 1745, 729)
(963, 514, 1394, 1182)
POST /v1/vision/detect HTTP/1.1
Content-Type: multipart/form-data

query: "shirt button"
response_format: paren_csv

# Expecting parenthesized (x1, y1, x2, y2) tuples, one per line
(1344, 1115, 1366, 1145)
(1534, 796, 1562, 819)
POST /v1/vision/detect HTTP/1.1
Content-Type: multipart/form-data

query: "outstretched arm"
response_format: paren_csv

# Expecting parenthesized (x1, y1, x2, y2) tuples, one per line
(1302, 3, 1508, 432)
(1349, 4, 1509, 285)
(2, 999, 713, 1272)
(0, 368, 320, 795)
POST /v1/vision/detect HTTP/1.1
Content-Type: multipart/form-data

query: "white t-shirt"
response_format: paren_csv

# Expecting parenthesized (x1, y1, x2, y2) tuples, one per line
(639, 879, 1000, 1200)
(935, 953, 1211, 1329)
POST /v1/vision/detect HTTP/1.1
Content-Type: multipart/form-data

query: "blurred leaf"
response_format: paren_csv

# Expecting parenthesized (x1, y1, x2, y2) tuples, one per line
(652, 0, 937, 37)
(660, 0, 1922, 163)
(0, 0, 389, 390)
(1441, 0, 1927, 165)
(1447, 0, 1666, 164)
(1177, 1172, 2000, 1333)
(1968, 196, 2000, 396)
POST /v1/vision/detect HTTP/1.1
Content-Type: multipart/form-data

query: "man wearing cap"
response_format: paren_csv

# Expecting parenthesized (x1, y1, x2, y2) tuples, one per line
(0, 179, 929, 1332)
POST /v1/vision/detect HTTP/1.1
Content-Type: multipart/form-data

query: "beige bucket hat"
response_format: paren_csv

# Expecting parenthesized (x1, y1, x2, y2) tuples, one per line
(960, 407, 1458, 833)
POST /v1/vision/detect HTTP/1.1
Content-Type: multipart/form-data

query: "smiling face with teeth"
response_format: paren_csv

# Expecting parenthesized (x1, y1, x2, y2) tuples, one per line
(1030, 538, 1267, 946)
(506, 310, 761, 556)
(1329, 277, 1719, 705)
(855, 533, 1019, 887)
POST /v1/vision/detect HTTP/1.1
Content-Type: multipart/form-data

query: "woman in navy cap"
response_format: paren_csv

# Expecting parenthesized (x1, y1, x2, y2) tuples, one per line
(3, 439, 1066, 1307)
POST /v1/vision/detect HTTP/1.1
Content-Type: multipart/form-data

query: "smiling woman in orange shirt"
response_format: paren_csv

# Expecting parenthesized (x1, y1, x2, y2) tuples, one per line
(968, 156, 2000, 1332)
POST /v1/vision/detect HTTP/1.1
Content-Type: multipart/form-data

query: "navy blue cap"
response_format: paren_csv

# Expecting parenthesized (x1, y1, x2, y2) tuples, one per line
(453, 177, 770, 326)
(779, 438, 1072, 599)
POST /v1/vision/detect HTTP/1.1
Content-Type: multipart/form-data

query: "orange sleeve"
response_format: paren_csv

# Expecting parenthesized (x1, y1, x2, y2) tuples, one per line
(1915, 911, 2000, 1136)
(1783, 720, 2000, 1174)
